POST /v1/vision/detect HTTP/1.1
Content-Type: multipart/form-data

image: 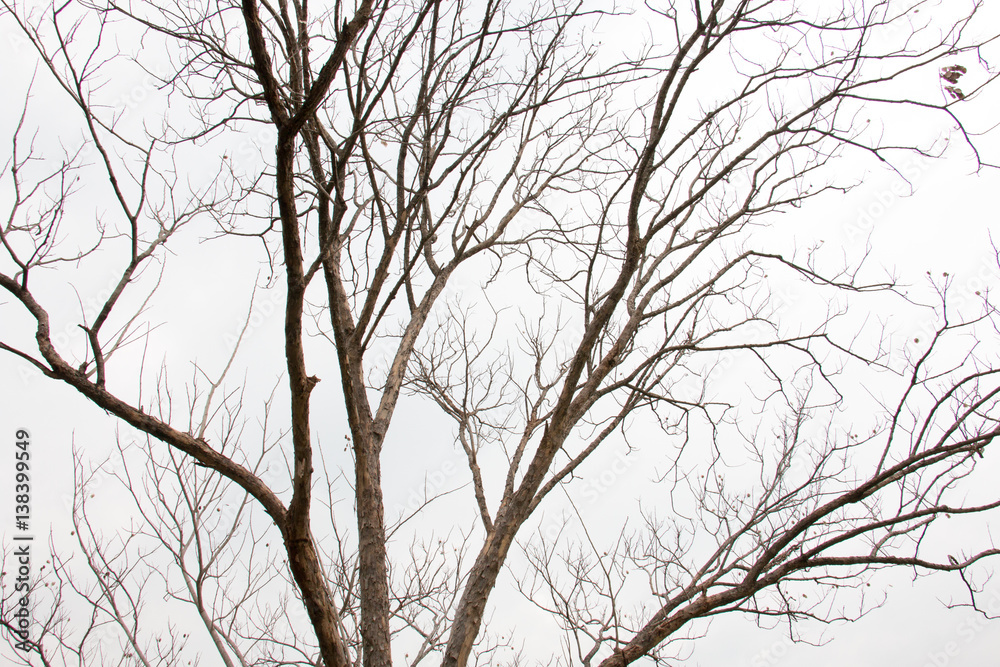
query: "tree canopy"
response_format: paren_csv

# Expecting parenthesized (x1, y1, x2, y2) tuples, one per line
(2, 1, 1000, 665)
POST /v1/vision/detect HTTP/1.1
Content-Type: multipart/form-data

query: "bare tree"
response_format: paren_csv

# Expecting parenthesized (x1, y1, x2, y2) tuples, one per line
(2, 0, 1000, 665)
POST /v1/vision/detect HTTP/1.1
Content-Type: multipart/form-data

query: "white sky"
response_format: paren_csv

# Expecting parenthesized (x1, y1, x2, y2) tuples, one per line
(3, 1, 1000, 666)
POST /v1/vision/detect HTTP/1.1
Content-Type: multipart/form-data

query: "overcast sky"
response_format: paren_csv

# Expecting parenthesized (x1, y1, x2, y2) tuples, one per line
(3, 1, 1000, 665)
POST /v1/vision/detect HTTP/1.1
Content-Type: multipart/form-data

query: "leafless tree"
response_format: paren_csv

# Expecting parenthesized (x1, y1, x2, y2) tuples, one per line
(2, 0, 1000, 665)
